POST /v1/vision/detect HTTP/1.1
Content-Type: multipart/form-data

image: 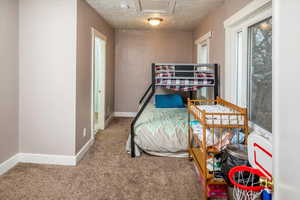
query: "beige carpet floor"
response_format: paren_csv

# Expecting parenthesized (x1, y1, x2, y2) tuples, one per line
(0, 118, 202, 200)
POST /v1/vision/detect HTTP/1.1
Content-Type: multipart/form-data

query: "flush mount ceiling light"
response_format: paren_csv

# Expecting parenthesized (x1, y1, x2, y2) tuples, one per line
(260, 22, 272, 30)
(148, 17, 163, 26)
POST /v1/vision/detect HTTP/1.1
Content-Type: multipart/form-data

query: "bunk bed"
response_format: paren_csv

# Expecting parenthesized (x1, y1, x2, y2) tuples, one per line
(128, 63, 219, 158)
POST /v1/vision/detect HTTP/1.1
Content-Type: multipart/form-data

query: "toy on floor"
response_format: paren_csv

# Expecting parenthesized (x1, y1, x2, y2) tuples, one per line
(228, 131, 273, 200)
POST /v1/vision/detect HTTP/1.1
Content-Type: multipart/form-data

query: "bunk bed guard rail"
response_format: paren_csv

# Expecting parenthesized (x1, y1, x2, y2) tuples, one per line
(130, 63, 220, 157)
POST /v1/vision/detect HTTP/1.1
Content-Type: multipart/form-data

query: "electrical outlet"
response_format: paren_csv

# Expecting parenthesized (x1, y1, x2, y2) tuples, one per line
(83, 128, 87, 137)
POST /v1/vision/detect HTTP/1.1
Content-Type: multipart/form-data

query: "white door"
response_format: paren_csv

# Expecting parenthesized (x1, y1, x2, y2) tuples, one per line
(92, 28, 106, 134)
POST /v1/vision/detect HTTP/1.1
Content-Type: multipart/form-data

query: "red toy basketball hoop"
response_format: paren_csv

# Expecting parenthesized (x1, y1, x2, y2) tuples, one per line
(229, 166, 271, 200)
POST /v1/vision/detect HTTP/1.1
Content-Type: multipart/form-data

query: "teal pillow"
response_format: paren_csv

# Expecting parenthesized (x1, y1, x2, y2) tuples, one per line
(155, 94, 185, 108)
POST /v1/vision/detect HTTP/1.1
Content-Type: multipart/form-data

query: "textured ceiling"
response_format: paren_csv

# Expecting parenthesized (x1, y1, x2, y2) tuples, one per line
(86, 0, 224, 31)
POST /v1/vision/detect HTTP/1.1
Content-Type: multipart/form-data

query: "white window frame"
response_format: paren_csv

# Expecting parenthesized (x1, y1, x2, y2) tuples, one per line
(195, 31, 212, 98)
(195, 31, 211, 64)
(224, 0, 272, 134)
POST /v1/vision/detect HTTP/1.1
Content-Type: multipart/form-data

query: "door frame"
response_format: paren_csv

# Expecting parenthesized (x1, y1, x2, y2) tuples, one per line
(91, 27, 107, 137)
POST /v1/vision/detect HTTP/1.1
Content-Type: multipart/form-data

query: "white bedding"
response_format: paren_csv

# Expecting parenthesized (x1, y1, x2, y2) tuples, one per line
(126, 103, 189, 157)
(191, 122, 234, 151)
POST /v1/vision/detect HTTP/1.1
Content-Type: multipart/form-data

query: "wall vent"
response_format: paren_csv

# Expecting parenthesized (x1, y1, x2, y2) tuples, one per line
(134, 0, 176, 15)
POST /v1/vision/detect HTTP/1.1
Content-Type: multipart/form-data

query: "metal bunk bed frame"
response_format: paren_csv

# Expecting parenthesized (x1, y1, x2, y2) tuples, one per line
(130, 63, 219, 157)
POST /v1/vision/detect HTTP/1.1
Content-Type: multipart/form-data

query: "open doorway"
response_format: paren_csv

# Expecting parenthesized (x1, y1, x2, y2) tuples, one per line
(91, 28, 107, 135)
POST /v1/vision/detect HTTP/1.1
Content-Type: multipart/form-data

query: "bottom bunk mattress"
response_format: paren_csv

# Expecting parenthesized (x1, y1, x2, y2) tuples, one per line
(126, 103, 188, 157)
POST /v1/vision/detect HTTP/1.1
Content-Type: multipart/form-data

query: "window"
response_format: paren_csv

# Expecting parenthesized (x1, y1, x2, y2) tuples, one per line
(195, 32, 211, 99)
(236, 30, 244, 106)
(224, 0, 272, 134)
(198, 43, 208, 63)
(248, 18, 272, 132)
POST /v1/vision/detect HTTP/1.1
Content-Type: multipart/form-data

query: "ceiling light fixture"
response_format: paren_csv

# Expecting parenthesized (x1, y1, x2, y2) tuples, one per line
(260, 23, 272, 30)
(148, 17, 163, 26)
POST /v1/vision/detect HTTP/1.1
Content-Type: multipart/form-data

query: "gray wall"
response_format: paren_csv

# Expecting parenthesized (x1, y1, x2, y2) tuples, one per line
(1, 0, 115, 158)
(193, 0, 253, 96)
(0, 0, 19, 163)
(114, 29, 194, 113)
(19, 0, 77, 155)
(76, 0, 115, 153)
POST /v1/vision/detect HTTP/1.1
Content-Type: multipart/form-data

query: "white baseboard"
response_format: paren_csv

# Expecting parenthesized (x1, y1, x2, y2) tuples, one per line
(75, 137, 94, 163)
(0, 153, 77, 175)
(19, 153, 76, 166)
(114, 112, 137, 117)
(105, 113, 114, 127)
(0, 154, 19, 175)
(0, 138, 95, 176)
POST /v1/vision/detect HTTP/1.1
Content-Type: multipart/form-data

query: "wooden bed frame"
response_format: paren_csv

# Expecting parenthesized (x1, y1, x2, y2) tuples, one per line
(187, 97, 249, 199)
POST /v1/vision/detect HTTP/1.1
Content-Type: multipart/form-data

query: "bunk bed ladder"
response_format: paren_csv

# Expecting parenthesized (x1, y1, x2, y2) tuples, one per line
(214, 64, 219, 100)
(130, 64, 156, 157)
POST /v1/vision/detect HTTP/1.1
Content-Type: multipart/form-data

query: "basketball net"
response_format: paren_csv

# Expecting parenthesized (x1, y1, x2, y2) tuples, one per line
(229, 166, 271, 200)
